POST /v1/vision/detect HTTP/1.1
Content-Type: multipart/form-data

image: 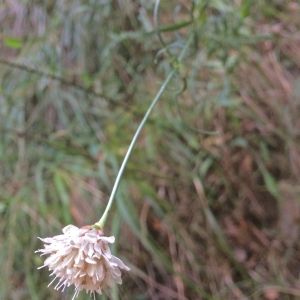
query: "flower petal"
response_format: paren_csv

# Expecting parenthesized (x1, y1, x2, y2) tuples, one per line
(101, 236, 115, 244)
(36, 226, 130, 297)
(112, 256, 130, 271)
(85, 257, 97, 264)
(62, 225, 79, 235)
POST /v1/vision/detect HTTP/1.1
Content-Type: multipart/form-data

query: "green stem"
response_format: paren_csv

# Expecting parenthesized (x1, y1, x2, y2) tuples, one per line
(95, 70, 175, 229)
(95, 34, 193, 230)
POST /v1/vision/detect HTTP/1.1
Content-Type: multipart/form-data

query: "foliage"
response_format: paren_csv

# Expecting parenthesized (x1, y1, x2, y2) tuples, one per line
(0, 0, 300, 299)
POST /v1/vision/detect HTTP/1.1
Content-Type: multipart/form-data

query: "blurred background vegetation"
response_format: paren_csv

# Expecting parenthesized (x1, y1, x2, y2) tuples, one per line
(1, 0, 300, 299)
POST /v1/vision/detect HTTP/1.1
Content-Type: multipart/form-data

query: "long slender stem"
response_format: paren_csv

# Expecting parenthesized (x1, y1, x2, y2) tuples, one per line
(95, 34, 194, 229)
(95, 70, 175, 229)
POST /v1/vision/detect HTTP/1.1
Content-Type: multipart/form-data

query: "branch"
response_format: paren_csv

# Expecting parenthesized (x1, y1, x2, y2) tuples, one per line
(0, 58, 118, 104)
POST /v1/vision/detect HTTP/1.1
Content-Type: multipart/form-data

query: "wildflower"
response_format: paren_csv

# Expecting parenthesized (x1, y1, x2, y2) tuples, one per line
(36, 225, 130, 299)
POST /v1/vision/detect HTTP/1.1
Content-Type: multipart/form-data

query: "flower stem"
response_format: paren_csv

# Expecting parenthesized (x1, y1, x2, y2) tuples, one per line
(95, 70, 175, 229)
(95, 34, 193, 230)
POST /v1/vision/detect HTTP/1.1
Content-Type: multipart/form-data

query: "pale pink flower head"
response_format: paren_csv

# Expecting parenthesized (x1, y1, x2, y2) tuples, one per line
(36, 225, 130, 299)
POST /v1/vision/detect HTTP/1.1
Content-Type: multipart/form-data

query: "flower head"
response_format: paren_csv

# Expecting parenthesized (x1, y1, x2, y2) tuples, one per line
(36, 225, 130, 299)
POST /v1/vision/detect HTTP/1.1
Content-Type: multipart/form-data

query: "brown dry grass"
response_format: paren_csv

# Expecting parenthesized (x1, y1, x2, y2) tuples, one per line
(1, 1, 300, 300)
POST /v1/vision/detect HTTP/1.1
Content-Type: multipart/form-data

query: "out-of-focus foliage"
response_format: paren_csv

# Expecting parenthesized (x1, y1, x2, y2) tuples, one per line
(1, 0, 300, 299)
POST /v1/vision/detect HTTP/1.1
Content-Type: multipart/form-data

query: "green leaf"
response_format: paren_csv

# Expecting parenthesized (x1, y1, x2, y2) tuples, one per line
(4, 37, 22, 49)
(199, 156, 214, 177)
(261, 168, 281, 201)
(257, 159, 281, 201)
(53, 171, 72, 223)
